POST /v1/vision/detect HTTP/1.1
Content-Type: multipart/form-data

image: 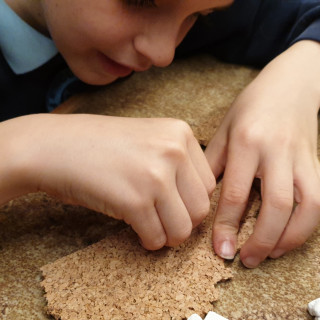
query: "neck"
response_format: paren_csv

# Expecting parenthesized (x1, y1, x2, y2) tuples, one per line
(4, 0, 48, 36)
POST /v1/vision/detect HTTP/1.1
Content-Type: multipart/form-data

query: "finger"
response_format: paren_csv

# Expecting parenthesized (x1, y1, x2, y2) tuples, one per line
(240, 158, 293, 268)
(156, 181, 193, 247)
(187, 135, 216, 196)
(176, 155, 211, 228)
(212, 146, 259, 260)
(126, 204, 167, 251)
(270, 162, 320, 258)
(205, 132, 227, 179)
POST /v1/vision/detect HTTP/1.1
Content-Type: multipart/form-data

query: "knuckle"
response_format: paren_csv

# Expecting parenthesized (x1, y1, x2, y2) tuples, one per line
(126, 195, 150, 214)
(192, 199, 211, 226)
(252, 237, 275, 253)
(162, 141, 187, 162)
(213, 216, 239, 233)
(207, 175, 216, 195)
(268, 192, 292, 211)
(167, 223, 192, 247)
(221, 186, 248, 207)
(173, 119, 193, 136)
(234, 124, 293, 151)
(285, 232, 308, 249)
(146, 167, 168, 189)
(169, 118, 195, 144)
(163, 118, 193, 137)
(233, 125, 264, 149)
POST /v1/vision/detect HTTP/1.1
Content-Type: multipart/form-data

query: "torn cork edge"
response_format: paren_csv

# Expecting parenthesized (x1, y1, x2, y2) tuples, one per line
(41, 184, 260, 320)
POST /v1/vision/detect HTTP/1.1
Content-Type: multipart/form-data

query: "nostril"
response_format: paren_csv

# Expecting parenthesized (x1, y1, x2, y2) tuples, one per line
(133, 34, 175, 68)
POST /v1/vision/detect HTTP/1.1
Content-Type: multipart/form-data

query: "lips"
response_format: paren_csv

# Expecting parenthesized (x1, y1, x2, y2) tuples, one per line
(97, 52, 133, 77)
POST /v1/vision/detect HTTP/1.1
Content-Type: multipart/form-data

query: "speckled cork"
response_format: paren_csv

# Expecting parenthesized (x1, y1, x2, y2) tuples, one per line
(40, 211, 229, 320)
(1, 55, 319, 320)
(40, 184, 259, 320)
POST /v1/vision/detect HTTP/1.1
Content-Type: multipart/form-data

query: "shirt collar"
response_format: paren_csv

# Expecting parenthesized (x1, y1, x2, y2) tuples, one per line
(0, 0, 58, 74)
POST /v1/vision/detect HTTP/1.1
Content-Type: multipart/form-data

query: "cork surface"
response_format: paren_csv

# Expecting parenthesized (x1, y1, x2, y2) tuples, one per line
(0, 194, 126, 319)
(40, 184, 259, 320)
(0, 55, 319, 320)
(40, 204, 229, 320)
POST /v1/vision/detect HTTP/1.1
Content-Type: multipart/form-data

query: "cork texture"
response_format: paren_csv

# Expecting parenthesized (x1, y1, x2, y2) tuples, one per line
(40, 184, 260, 320)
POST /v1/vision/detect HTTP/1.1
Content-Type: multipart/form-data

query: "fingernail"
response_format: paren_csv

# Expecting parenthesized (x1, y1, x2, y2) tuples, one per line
(269, 249, 285, 259)
(242, 256, 260, 268)
(219, 240, 235, 260)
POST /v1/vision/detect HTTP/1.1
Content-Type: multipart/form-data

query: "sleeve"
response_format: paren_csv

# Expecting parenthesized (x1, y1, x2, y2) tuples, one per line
(176, 0, 320, 68)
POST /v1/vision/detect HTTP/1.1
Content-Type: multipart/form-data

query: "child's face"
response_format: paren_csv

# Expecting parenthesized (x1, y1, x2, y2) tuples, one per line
(41, 0, 233, 85)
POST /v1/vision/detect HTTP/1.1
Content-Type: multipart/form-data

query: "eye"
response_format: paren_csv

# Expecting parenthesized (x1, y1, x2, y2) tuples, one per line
(124, 0, 157, 8)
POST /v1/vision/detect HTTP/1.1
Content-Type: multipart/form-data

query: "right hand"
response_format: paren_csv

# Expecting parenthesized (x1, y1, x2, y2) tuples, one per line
(0, 114, 215, 250)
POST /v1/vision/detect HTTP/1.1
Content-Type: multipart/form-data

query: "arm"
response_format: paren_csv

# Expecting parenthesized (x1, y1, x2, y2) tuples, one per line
(178, 0, 320, 267)
(0, 114, 215, 250)
(206, 39, 320, 267)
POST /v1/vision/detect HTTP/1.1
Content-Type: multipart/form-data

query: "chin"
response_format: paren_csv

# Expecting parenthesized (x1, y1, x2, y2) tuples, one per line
(68, 63, 119, 86)
(77, 71, 119, 86)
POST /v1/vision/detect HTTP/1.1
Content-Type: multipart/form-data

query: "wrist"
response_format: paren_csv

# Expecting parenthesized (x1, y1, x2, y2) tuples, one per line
(272, 40, 320, 111)
(245, 40, 320, 115)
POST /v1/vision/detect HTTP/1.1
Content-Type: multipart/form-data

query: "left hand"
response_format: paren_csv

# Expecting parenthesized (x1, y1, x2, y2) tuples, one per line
(205, 40, 320, 268)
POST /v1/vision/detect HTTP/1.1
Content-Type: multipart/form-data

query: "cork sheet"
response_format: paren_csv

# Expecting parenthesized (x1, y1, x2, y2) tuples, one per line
(41, 185, 260, 320)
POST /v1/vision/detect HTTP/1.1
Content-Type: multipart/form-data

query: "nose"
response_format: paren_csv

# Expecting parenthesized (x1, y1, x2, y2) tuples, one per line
(133, 24, 177, 68)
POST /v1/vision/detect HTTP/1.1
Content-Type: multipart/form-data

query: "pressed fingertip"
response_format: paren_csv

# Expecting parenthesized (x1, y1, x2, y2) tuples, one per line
(218, 240, 235, 260)
(242, 256, 260, 268)
(138, 236, 166, 251)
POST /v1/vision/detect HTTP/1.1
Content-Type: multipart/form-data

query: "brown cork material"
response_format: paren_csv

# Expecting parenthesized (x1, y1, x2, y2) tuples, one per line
(40, 183, 260, 320)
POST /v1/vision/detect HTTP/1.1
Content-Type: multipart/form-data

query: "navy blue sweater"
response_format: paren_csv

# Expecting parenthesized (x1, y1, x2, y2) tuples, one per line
(1, 0, 320, 121)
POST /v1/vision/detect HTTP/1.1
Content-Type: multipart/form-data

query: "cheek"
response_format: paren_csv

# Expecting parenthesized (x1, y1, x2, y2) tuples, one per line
(41, 1, 139, 84)
(176, 15, 198, 46)
(43, 2, 112, 53)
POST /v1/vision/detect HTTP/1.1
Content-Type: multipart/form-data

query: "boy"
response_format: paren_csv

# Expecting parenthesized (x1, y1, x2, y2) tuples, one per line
(1, 0, 320, 269)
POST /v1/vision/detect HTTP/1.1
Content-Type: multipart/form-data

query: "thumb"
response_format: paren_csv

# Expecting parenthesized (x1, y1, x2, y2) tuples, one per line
(212, 208, 239, 260)
(204, 136, 227, 179)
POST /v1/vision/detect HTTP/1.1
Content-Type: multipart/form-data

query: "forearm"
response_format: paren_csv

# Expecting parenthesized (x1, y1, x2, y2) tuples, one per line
(0, 113, 214, 250)
(254, 40, 320, 111)
(0, 115, 46, 205)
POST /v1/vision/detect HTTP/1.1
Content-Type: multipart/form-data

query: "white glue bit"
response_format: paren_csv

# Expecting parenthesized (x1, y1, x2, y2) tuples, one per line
(308, 298, 320, 317)
(187, 314, 203, 320)
(204, 311, 229, 320)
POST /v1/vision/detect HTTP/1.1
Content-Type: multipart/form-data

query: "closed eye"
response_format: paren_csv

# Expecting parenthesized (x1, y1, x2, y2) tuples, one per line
(123, 0, 157, 8)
